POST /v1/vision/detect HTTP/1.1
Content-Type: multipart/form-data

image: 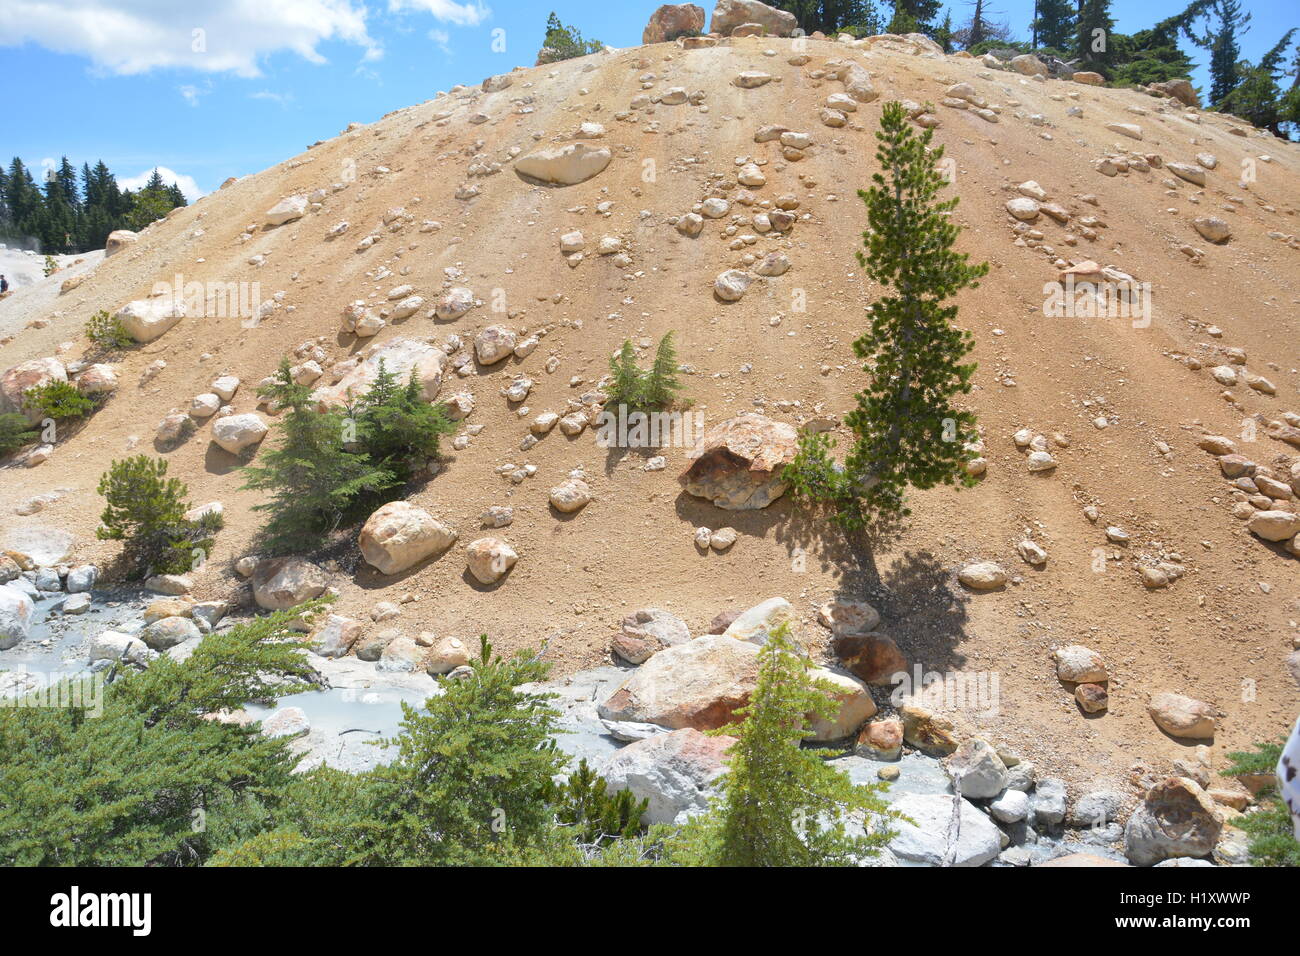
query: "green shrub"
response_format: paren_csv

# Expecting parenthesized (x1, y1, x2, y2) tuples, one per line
(85, 309, 133, 351)
(542, 12, 603, 61)
(241, 360, 392, 553)
(0, 413, 41, 455)
(1225, 738, 1300, 866)
(0, 604, 319, 866)
(96, 454, 223, 577)
(22, 380, 95, 420)
(548, 758, 648, 848)
(605, 333, 685, 412)
(42, 254, 57, 278)
(669, 621, 900, 866)
(350, 359, 456, 486)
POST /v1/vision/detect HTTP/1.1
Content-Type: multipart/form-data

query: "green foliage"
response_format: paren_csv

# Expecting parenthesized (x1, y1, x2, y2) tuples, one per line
(1224, 738, 1299, 866)
(1214, 30, 1298, 134)
(22, 379, 95, 420)
(42, 254, 57, 277)
(96, 454, 222, 577)
(549, 758, 648, 847)
(672, 622, 899, 866)
(1032, 0, 1076, 50)
(1075, 0, 1115, 66)
(349, 359, 455, 487)
(542, 12, 603, 61)
(240, 360, 392, 553)
(0, 413, 40, 455)
(784, 101, 985, 527)
(85, 308, 132, 351)
(605, 333, 686, 412)
(0, 605, 319, 866)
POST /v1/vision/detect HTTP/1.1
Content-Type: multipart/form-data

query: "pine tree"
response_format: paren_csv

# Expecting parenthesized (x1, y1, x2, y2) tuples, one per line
(368, 637, 571, 865)
(1190, 0, 1251, 105)
(548, 758, 648, 848)
(785, 101, 986, 527)
(351, 359, 455, 487)
(606, 339, 646, 410)
(96, 455, 222, 577)
(1032, 0, 1076, 51)
(641, 332, 684, 409)
(0, 413, 40, 455)
(240, 360, 392, 552)
(674, 622, 899, 866)
(1075, 0, 1115, 67)
(1218, 29, 1298, 133)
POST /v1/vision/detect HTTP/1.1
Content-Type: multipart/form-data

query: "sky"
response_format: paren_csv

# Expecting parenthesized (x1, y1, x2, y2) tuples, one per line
(1, 0, 1295, 200)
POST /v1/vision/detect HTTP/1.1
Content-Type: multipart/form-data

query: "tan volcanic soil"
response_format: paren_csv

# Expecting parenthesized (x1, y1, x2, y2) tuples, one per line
(2, 35, 1298, 798)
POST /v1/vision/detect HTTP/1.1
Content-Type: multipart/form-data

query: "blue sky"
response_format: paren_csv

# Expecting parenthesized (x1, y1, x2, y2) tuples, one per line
(1, 0, 1295, 198)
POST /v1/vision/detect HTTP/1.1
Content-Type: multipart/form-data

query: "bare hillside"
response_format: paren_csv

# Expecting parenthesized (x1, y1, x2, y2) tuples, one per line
(2, 31, 1298, 794)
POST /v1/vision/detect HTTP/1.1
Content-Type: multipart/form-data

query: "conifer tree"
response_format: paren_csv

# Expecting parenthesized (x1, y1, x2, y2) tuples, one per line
(784, 101, 986, 527)
(607, 339, 646, 410)
(96, 454, 222, 577)
(1190, 0, 1251, 105)
(241, 360, 391, 552)
(1032, 0, 1076, 51)
(350, 359, 455, 486)
(1075, 0, 1115, 67)
(674, 622, 898, 866)
(641, 331, 684, 409)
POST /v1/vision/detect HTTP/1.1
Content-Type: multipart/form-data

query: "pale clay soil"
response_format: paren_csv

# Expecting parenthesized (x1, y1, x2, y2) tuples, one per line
(1, 36, 1297, 802)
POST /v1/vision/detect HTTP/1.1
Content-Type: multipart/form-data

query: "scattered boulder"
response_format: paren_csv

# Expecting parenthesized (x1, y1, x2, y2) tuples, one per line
(601, 727, 734, 824)
(0, 584, 35, 650)
(265, 195, 308, 226)
(679, 413, 798, 510)
(1193, 216, 1231, 243)
(711, 0, 797, 37)
(1053, 645, 1108, 683)
(515, 143, 612, 186)
(642, 4, 706, 44)
(889, 794, 1002, 866)
(1247, 510, 1300, 542)
(141, 616, 202, 650)
(474, 325, 518, 365)
(832, 632, 907, 685)
(104, 229, 138, 256)
(613, 608, 690, 664)
(1124, 777, 1222, 866)
(359, 501, 458, 574)
(466, 537, 517, 585)
(1148, 692, 1215, 740)
(958, 561, 1007, 590)
(721, 596, 795, 645)
(550, 478, 593, 513)
(211, 413, 268, 454)
(944, 738, 1008, 798)
(251, 557, 328, 610)
(598, 634, 760, 730)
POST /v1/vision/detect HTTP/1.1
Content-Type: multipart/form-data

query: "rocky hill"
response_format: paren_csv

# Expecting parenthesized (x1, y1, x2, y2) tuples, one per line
(1, 11, 1298, 823)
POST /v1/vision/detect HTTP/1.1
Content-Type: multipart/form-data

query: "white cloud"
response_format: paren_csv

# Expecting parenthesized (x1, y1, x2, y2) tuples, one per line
(250, 90, 295, 108)
(178, 81, 211, 106)
(428, 28, 451, 55)
(388, 0, 490, 28)
(0, 0, 380, 77)
(120, 166, 205, 203)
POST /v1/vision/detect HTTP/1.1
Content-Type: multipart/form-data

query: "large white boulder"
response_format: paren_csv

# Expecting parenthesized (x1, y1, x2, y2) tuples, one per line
(0, 584, 35, 650)
(251, 557, 328, 610)
(515, 143, 612, 186)
(600, 728, 735, 824)
(888, 793, 1002, 866)
(211, 413, 268, 454)
(311, 338, 448, 409)
(265, 194, 308, 226)
(359, 501, 458, 575)
(0, 357, 68, 420)
(115, 298, 185, 343)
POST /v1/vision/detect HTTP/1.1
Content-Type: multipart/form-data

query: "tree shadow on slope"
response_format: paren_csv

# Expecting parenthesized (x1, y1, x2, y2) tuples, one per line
(759, 499, 973, 675)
